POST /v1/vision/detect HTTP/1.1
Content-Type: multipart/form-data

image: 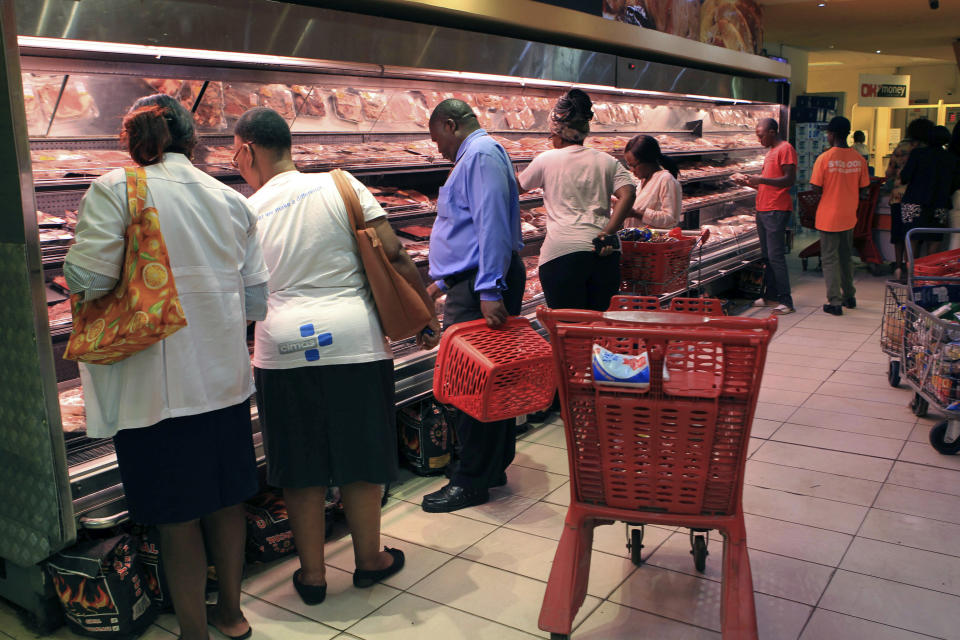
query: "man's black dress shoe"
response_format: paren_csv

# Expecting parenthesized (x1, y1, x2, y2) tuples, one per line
(421, 483, 489, 513)
(843, 297, 857, 309)
(823, 304, 843, 316)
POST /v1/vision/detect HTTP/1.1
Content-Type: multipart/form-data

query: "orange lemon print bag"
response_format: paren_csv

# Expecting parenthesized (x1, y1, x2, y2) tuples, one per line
(64, 167, 187, 365)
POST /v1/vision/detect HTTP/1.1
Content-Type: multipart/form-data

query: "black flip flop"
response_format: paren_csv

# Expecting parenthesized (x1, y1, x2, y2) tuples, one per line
(206, 604, 252, 640)
(353, 547, 405, 588)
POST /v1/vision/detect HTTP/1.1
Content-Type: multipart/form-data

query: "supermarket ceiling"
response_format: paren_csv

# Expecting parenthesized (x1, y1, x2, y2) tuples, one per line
(761, 0, 960, 63)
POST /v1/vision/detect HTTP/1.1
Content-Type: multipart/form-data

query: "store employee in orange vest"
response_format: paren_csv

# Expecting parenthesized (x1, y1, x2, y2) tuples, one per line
(422, 98, 525, 513)
(737, 117, 797, 315)
(810, 116, 870, 316)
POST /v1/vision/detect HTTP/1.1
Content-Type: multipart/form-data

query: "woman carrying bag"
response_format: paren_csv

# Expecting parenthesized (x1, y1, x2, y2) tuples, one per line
(64, 94, 270, 640)
(232, 107, 439, 606)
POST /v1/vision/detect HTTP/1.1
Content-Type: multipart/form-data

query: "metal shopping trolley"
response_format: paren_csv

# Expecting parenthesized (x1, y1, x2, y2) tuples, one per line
(898, 228, 960, 453)
(881, 280, 910, 388)
(536, 303, 778, 639)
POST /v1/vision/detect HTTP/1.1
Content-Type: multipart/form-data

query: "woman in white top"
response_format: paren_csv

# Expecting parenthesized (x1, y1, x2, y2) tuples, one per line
(518, 89, 636, 310)
(233, 108, 440, 606)
(623, 134, 683, 229)
(65, 95, 269, 640)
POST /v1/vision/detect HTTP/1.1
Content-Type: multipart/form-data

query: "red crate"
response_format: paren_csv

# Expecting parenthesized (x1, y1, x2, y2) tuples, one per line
(433, 317, 556, 422)
(607, 295, 725, 316)
(619, 236, 697, 295)
(914, 247, 960, 283)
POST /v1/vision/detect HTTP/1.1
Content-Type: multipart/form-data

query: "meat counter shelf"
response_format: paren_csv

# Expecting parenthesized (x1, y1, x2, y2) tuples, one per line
(682, 189, 756, 214)
(680, 168, 760, 185)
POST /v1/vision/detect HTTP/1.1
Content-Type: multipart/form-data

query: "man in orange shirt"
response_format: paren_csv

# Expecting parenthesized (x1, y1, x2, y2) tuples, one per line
(810, 116, 870, 316)
(738, 118, 796, 315)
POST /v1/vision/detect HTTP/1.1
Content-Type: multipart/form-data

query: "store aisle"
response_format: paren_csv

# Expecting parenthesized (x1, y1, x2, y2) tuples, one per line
(5, 254, 960, 640)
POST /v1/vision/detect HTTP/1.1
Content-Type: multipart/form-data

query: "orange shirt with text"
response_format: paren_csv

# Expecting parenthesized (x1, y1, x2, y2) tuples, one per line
(810, 147, 870, 232)
(756, 140, 797, 212)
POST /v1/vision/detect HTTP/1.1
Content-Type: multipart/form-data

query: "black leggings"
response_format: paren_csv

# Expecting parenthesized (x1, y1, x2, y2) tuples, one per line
(538, 251, 621, 311)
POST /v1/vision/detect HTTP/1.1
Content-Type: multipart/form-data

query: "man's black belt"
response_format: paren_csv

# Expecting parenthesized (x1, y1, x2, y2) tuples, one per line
(443, 268, 479, 290)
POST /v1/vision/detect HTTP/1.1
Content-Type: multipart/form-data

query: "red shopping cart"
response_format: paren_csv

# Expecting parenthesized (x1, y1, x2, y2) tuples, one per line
(536, 304, 778, 639)
(619, 230, 709, 296)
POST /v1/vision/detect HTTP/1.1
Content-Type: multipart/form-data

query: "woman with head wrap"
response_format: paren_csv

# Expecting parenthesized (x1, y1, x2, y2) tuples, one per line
(623, 134, 683, 229)
(518, 89, 636, 311)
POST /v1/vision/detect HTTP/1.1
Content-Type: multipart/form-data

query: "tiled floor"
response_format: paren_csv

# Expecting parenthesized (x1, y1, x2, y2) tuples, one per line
(5, 243, 960, 639)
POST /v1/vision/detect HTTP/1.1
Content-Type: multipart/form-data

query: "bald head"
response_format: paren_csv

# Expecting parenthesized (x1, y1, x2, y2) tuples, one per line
(429, 99, 477, 127)
(755, 117, 780, 148)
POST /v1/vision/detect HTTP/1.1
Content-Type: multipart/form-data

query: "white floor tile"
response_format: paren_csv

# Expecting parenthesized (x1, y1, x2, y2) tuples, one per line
(813, 381, 913, 406)
(240, 595, 341, 640)
(846, 350, 889, 365)
(453, 492, 540, 526)
(754, 402, 798, 422)
(873, 483, 960, 525)
(764, 352, 847, 371)
(744, 514, 852, 566)
(785, 407, 914, 439)
(800, 609, 936, 640)
(407, 558, 601, 636)
(778, 328, 869, 345)
(859, 508, 960, 558)
(745, 460, 882, 506)
(241, 561, 400, 632)
(887, 460, 960, 497)
(460, 527, 637, 599)
(378, 500, 497, 555)
(771, 423, 904, 459)
(899, 440, 960, 472)
(608, 564, 722, 630)
(519, 421, 567, 449)
(759, 374, 823, 393)
(839, 359, 895, 375)
(387, 473, 448, 505)
(819, 570, 960, 639)
(747, 437, 765, 458)
(825, 370, 900, 390)
(762, 362, 835, 381)
(769, 342, 857, 360)
(573, 601, 719, 639)
(494, 464, 568, 501)
(344, 593, 536, 640)
(751, 441, 894, 482)
(758, 388, 811, 407)
(742, 485, 868, 535)
(840, 536, 960, 597)
(801, 394, 916, 423)
(755, 593, 813, 640)
(542, 481, 571, 506)
(750, 418, 783, 439)
(645, 530, 833, 606)
(323, 534, 453, 592)
(513, 440, 571, 476)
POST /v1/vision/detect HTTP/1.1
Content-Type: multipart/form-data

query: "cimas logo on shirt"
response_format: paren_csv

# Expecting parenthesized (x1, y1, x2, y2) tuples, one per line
(827, 159, 863, 174)
(278, 323, 333, 361)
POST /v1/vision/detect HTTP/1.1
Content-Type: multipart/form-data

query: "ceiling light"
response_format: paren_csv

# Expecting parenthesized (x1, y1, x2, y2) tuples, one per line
(818, 2, 826, 6)
(876, 49, 882, 54)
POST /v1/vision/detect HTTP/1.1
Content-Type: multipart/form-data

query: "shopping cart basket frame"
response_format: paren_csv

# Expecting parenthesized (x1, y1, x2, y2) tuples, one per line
(536, 307, 778, 639)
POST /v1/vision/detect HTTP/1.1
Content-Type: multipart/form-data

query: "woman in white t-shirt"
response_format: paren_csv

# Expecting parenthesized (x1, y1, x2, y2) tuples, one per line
(518, 89, 636, 310)
(623, 134, 683, 229)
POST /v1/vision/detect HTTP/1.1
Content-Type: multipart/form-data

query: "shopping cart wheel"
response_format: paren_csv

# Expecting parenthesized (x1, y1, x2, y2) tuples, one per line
(689, 530, 709, 573)
(912, 394, 929, 417)
(550, 634, 570, 640)
(888, 361, 901, 388)
(929, 421, 960, 455)
(629, 527, 645, 566)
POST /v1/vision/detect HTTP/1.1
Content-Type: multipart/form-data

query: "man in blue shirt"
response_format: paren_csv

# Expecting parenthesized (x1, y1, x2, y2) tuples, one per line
(422, 99, 526, 513)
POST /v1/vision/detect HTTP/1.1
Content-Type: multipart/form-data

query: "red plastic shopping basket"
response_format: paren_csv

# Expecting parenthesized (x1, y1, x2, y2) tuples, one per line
(619, 236, 697, 295)
(914, 247, 960, 284)
(433, 317, 556, 422)
(608, 295, 726, 315)
(536, 306, 777, 639)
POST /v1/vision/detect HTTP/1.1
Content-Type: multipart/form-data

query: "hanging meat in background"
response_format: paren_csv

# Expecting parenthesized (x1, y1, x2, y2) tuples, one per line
(291, 85, 327, 117)
(331, 88, 363, 123)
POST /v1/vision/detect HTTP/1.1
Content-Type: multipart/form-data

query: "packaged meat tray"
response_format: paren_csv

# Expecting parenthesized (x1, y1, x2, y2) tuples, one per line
(58, 386, 85, 433)
(359, 90, 387, 121)
(291, 85, 327, 117)
(331, 89, 363, 123)
(396, 225, 433, 241)
(187, 81, 227, 130)
(259, 84, 296, 120)
(223, 83, 262, 120)
(36, 210, 66, 227)
(144, 78, 183, 97)
(48, 299, 73, 325)
(50, 79, 98, 121)
(369, 187, 431, 210)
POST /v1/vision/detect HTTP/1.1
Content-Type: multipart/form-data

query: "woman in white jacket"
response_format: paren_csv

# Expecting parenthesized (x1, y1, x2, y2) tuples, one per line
(623, 134, 683, 229)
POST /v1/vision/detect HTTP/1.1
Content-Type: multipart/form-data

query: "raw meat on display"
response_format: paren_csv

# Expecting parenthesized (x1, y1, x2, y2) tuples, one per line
(48, 299, 73, 325)
(58, 386, 85, 433)
(291, 85, 327, 117)
(259, 84, 296, 120)
(396, 225, 434, 240)
(36, 210, 65, 227)
(144, 78, 183, 97)
(475, 94, 504, 111)
(178, 81, 226, 129)
(382, 92, 430, 126)
(593, 103, 614, 125)
(331, 89, 363, 123)
(224, 83, 261, 119)
(504, 106, 536, 130)
(359, 91, 387, 121)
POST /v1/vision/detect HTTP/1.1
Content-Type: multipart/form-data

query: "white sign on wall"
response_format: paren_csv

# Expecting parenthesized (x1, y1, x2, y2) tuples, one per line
(859, 74, 911, 107)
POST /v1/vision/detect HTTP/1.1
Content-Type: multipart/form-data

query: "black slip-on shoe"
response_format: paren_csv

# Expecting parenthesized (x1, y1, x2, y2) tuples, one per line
(353, 547, 405, 588)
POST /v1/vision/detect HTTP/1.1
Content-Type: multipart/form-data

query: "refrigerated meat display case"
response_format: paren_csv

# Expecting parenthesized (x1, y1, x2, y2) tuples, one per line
(0, 0, 788, 626)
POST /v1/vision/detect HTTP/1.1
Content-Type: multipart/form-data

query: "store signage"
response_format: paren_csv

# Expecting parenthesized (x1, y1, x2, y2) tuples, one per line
(858, 74, 911, 107)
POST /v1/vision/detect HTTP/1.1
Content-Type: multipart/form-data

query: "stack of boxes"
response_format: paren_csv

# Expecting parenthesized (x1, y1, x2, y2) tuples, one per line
(794, 122, 828, 191)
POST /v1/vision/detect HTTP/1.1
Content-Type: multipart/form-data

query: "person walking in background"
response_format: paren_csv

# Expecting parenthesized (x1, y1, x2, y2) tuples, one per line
(949, 122, 960, 250)
(810, 116, 870, 316)
(852, 130, 869, 159)
(518, 88, 636, 311)
(233, 108, 439, 604)
(735, 117, 796, 315)
(900, 123, 957, 257)
(65, 94, 269, 640)
(886, 118, 929, 278)
(623, 134, 682, 229)
(421, 98, 525, 513)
